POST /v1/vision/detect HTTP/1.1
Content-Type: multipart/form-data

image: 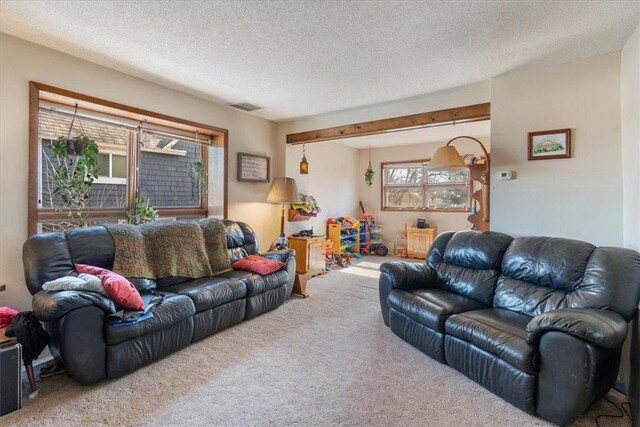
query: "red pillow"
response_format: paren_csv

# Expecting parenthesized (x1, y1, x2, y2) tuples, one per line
(231, 255, 285, 276)
(75, 264, 144, 311)
(0, 307, 19, 329)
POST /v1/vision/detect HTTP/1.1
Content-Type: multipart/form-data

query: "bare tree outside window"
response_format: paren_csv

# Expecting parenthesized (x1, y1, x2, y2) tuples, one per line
(382, 162, 471, 211)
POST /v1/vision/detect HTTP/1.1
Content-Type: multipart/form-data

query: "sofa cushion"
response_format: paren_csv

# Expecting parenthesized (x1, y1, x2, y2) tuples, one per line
(388, 289, 487, 332)
(223, 220, 258, 263)
(218, 269, 288, 297)
(445, 308, 537, 374)
(501, 237, 595, 289)
(494, 236, 610, 318)
(427, 231, 514, 305)
(66, 226, 115, 270)
(106, 292, 195, 345)
(443, 231, 514, 270)
(163, 277, 246, 312)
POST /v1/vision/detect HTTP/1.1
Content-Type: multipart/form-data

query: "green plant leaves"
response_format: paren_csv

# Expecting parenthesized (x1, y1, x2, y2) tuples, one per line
(188, 160, 206, 200)
(127, 196, 158, 225)
(48, 134, 100, 222)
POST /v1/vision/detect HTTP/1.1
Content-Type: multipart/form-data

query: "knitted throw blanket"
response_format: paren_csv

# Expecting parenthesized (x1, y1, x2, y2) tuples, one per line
(104, 219, 231, 280)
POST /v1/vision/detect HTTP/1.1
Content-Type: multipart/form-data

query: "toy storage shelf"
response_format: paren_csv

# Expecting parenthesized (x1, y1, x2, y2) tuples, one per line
(327, 217, 360, 255)
(359, 214, 383, 255)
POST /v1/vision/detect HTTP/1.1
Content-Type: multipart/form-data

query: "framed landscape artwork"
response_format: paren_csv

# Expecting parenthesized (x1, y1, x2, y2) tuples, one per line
(528, 128, 572, 160)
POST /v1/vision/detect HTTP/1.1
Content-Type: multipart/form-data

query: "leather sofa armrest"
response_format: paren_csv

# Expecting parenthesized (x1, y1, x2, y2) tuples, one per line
(32, 290, 117, 322)
(526, 308, 628, 349)
(379, 262, 438, 290)
(260, 249, 294, 264)
(261, 249, 296, 298)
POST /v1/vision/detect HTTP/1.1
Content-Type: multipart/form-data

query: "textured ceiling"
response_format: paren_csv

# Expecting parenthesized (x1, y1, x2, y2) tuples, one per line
(1, 1, 639, 121)
(336, 120, 491, 150)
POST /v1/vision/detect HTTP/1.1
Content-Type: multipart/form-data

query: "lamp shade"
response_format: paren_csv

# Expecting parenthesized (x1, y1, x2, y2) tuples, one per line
(427, 145, 466, 170)
(266, 177, 301, 203)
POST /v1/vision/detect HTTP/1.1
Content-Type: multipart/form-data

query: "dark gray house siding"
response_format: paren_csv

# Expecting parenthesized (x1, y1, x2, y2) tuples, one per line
(140, 142, 200, 208)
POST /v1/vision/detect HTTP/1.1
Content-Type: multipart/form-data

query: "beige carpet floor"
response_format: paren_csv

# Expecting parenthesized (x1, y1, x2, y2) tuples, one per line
(3, 256, 630, 426)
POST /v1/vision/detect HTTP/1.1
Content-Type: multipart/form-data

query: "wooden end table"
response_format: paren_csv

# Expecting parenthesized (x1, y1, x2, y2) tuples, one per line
(288, 236, 326, 297)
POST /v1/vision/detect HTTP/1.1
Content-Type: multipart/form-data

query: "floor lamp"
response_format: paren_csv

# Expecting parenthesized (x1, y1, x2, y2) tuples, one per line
(427, 136, 490, 225)
(267, 177, 301, 249)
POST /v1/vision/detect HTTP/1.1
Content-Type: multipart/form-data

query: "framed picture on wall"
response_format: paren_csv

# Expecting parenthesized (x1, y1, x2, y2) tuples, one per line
(528, 128, 572, 160)
(237, 152, 270, 182)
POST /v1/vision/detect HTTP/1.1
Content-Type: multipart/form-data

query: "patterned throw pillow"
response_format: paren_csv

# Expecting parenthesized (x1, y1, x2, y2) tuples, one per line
(231, 255, 285, 276)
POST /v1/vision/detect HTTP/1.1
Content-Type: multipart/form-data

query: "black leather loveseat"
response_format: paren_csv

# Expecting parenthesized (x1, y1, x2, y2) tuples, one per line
(23, 219, 295, 385)
(379, 230, 640, 426)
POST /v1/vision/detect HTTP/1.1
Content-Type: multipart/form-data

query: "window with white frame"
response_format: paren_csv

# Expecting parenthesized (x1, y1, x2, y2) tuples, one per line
(96, 152, 127, 185)
(382, 160, 471, 211)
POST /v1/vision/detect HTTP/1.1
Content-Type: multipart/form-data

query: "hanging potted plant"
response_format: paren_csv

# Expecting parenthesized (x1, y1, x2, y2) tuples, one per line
(49, 133, 100, 221)
(188, 161, 206, 200)
(364, 146, 375, 187)
(46, 104, 101, 227)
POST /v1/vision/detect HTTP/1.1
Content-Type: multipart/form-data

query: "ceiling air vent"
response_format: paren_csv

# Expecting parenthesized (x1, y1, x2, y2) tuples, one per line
(226, 102, 263, 112)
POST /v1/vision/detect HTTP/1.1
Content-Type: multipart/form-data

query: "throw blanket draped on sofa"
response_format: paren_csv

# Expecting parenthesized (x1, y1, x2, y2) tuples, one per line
(105, 219, 231, 279)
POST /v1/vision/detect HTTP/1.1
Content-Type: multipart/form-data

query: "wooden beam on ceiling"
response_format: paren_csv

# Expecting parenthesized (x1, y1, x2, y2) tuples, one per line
(286, 102, 490, 145)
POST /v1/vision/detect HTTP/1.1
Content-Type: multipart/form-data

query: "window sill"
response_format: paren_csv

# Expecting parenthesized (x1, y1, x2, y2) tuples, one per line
(94, 178, 127, 185)
(382, 207, 471, 213)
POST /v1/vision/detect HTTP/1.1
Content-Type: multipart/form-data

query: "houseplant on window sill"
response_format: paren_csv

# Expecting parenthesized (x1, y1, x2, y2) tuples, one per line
(127, 196, 158, 225)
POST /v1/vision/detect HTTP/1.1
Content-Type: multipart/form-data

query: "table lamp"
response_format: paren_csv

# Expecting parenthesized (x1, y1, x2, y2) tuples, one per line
(267, 177, 301, 249)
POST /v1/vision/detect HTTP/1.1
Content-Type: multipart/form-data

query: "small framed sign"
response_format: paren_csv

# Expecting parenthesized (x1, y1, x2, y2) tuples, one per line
(237, 152, 270, 182)
(528, 128, 572, 160)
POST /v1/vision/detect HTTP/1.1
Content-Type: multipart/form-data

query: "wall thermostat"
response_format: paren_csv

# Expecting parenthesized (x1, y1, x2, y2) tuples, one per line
(499, 171, 513, 180)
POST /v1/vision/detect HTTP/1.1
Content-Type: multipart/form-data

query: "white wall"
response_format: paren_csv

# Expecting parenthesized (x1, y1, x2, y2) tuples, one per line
(491, 53, 623, 245)
(285, 143, 359, 235)
(0, 34, 281, 311)
(621, 23, 640, 251)
(619, 22, 640, 396)
(357, 138, 490, 248)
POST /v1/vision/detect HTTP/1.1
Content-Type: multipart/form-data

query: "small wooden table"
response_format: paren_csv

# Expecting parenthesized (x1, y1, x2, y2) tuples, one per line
(406, 227, 437, 260)
(288, 236, 326, 297)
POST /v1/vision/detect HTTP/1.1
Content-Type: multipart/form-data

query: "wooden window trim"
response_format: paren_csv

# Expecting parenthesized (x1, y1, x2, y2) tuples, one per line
(380, 159, 472, 213)
(29, 82, 228, 236)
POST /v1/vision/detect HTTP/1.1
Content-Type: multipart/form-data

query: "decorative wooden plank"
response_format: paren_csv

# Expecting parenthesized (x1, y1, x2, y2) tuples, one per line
(286, 103, 490, 145)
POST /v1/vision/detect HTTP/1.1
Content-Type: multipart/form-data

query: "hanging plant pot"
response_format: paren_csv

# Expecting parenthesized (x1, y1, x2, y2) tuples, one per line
(65, 136, 89, 155)
(365, 161, 375, 187)
(364, 146, 375, 187)
(73, 138, 87, 155)
(65, 139, 76, 155)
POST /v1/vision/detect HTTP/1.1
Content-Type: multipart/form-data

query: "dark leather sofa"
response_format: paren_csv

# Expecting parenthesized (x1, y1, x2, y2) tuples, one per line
(23, 220, 295, 385)
(379, 230, 640, 426)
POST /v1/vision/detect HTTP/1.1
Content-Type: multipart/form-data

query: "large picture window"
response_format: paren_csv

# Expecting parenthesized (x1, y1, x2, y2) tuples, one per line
(29, 82, 228, 235)
(382, 160, 471, 212)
